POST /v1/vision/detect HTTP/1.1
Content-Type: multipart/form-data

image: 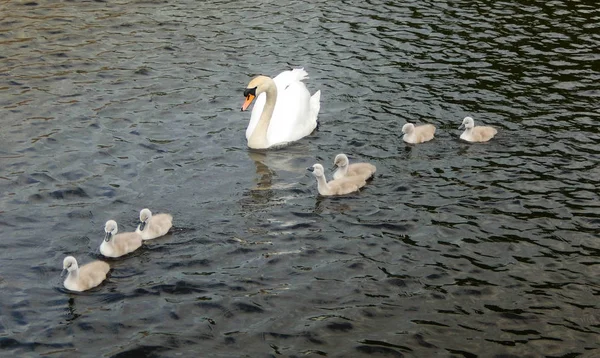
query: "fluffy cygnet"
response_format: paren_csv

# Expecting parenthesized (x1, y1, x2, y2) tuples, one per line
(62, 256, 109, 292)
(135, 208, 173, 240)
(309, 163, 367, 196)
(459, 116, 497, 142)
(401, 123, 436, 144)
(100, 220, 143, 258)
(332, 153, 376, 181)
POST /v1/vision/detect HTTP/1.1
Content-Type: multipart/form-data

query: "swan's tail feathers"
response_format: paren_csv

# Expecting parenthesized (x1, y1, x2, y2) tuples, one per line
(291, 68, 309, 82)
(310, 90, 321, 125)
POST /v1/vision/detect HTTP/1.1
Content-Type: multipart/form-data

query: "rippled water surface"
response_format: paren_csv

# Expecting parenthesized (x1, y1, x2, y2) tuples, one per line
(1, 0, 599, 356)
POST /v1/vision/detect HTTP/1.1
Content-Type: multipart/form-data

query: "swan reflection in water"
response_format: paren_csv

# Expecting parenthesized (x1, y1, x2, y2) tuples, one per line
(243, 146, 359, 216)
(242, 148, 308, 207)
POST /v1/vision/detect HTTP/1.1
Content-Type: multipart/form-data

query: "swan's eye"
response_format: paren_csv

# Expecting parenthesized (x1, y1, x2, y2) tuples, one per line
(243, 87, 257, 98)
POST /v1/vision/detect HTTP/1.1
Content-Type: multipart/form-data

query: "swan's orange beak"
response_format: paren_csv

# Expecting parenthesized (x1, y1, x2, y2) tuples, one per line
(241, 94, 255, 111)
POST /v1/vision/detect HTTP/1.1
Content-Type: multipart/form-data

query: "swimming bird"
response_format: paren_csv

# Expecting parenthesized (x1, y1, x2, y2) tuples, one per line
(401, 123, 436, 144)
(242, 68, 321, 149)
(332, 153, 376, 181)
(135, 208, 173, 240)
(100, 220, 143, 258)
(459, 116, 497, 142)
(62, 256, 110, 292)
(308, 163, 367, 196)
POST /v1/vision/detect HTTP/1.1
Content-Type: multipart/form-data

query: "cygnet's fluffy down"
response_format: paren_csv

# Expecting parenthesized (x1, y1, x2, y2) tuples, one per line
(100, 220, 143, 258)
(459, 116, 497, 142)
(62, 256, 110, 292)
(309, 163, 367, 196)
(332, 153, 376, 181)
(135, 208, 173, 240)
(401, 123, 436, 144)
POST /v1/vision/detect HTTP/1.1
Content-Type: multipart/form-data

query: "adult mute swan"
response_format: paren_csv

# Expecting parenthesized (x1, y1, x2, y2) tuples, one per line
(332, 154, 376, 181)
(401, 123, 436, 144)
(135, 208, 172, 240)
(459, 117, 497, 142)
(62, 256, 109, 292)
(242, 68, 321, 149)
(308, 163, 366, 196)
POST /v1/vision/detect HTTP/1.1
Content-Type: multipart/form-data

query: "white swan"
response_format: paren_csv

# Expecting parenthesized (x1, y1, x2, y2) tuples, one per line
(62, 256, 109, 292)
(402, 123, 436, 144)
(308, 163, 366, 196)
(100, 220, 143, 258)
(332, 153, 376, 180)
(135, 208, 173, 240)
(459, 117, 497, 142)
(242, 68, 321, 149)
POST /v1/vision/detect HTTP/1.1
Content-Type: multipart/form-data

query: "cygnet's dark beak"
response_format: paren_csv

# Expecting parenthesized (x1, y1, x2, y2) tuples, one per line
(60, 269, 67, 278)
(104, 232, 112, 242)
(306, 167, 315, 172)
(458, 124, 465, 130)
(139, 221, 146, 231)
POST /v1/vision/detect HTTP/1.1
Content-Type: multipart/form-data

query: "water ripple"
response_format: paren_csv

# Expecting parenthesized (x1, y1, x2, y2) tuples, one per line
(0, 0, 598, 356)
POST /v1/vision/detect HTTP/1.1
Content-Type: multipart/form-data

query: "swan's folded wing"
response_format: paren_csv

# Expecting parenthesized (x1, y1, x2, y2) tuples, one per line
(80, 261, 110, 289)
(267, 76, 317, 146)
(473, 126, 497, 142)
(414, 124, 435, 142)
(273, 68, 308, 85)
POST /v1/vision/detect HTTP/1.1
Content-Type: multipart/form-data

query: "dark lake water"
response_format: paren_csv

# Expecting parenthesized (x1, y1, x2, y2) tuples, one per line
(1, 0, 599, 356)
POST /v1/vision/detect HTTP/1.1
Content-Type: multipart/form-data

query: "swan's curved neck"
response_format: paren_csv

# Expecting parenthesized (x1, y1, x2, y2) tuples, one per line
(316, 174, 330, 194)
(248, 80, 277, 149)
(68, 269, 79, 281)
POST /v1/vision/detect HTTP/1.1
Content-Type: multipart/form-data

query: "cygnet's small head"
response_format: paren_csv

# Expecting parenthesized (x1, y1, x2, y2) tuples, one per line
(460, 116, 475, 129)
(242, 76, 270, 111)
(139, 209, 152, 222)
(333, 154, 349, 168)
(63, 256, 78, 273)
(307, 163, 325, 177)
(139, 208, 152, 231)
(104, 220, 118, 242)
(401, 123, 415, 134)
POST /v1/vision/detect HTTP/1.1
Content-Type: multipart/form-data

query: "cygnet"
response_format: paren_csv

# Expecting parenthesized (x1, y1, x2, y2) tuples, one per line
(459, 116, 497, 142)
(62, 256, 109, 292)
(100, 220, 143, 258)
(309, 163, 367, 196)
(332, 153, 376, 181)
(401, 123, 436, 144)
(135, 208, 173, 240)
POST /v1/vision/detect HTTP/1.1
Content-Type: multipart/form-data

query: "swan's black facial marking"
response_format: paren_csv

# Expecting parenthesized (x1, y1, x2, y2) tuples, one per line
(241, 87, 258, 111)
(243, 87, 257, 98)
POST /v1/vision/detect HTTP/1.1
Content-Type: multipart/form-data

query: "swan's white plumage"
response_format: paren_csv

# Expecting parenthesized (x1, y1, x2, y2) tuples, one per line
(62, 256, 109, 292)
(245, 68, 320, 148)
